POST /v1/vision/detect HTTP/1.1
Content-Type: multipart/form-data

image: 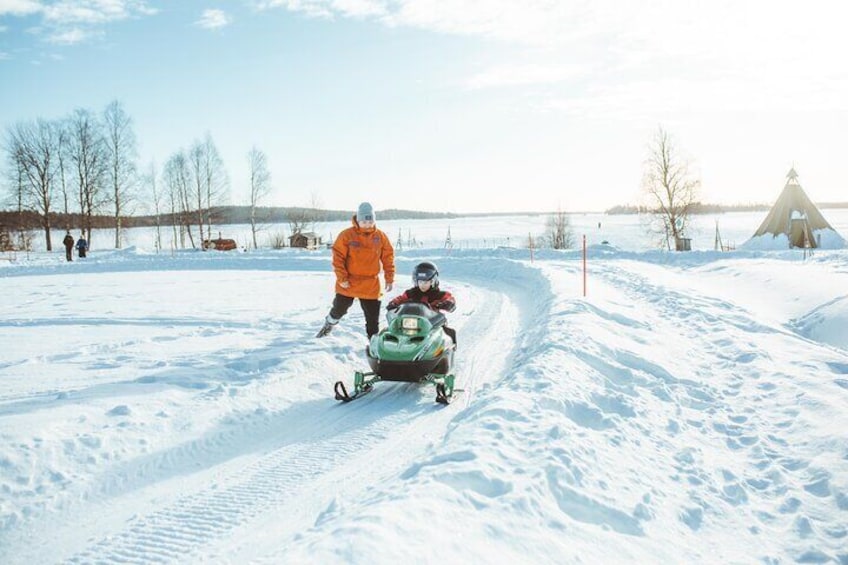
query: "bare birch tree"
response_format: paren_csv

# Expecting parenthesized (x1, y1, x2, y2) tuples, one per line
(163, 157, 181, 250)
(103, 100, 138, 248)
(188, 141, 206, 246)
(641, 126, 700, 251)
(187, 134, 228, 247)
(545, 207, 574, 249)
(284, 192, 325, 239)
(310, 191, 327, 225)
(286, 207, 315, 237)
(247, 146, 272, 249)
(164, 151, 194, 249)
(68, 108, 107, 244)
(55, 121, 72, 221)
(6, 119, 58, 250)
(200, 134, 228, 241)
(143, 161, 163, 252)
(6, 144, 34, 249)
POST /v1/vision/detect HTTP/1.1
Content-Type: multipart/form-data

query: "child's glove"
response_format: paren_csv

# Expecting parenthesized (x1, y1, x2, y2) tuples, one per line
(433, 300, 456, 313)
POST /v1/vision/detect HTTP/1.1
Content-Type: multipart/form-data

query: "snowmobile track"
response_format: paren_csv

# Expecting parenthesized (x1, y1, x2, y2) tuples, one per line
(58, 284, 523, 563)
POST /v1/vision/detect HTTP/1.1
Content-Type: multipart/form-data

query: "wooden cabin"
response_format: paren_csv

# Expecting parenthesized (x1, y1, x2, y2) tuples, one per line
(289, 232, 322, 249)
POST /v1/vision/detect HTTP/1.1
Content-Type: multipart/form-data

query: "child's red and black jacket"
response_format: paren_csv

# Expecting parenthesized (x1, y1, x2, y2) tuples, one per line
(386, 287, 456, 313)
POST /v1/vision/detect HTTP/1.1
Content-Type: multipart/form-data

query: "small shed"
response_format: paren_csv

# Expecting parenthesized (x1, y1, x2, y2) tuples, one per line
(289, 232, 322, 249)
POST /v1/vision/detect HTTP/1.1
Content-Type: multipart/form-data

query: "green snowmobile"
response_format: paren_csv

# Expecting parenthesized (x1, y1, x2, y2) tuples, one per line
(333, 302, 457, 404)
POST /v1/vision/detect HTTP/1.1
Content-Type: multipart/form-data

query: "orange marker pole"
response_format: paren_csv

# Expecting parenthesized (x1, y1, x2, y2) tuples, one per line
(582, 234, 587, 297)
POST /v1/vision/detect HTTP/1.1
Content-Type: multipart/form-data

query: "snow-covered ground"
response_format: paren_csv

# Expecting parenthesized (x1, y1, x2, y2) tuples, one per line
(2, 214, 848, 564)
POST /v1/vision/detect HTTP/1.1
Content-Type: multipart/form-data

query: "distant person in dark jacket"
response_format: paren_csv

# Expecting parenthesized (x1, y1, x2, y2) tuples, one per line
(76, 234, 88, 258)
(386, 261, 457, 346)
(63, 231, 74, 262)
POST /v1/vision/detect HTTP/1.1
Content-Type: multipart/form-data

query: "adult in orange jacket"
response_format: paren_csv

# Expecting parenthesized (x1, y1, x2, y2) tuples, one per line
(316, 202, 395, 339)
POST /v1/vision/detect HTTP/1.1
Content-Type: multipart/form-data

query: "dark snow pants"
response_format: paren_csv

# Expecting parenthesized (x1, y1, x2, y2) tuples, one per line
(329, 294, 381, 339)
(65, 247, 73, 261)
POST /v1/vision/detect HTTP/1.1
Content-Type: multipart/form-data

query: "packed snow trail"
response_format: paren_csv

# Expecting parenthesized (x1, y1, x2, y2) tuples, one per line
(0, 262, 529, 564)
(270, 256, 848, 564)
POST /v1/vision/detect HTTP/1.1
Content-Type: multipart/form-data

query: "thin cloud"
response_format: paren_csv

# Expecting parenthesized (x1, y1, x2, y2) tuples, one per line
(42, 0, 154, 25)
(0, 0, 42, 16)
(2, 0, 158, 45)
(47, 26, 92, 44)
(256, 0, 386, 19)
(254, 0, 333, 19)
(264, 0, 848, 116)
(262, 1, 600, 44)
(196, 8, 231, 30)
(328, 0, 386, 18)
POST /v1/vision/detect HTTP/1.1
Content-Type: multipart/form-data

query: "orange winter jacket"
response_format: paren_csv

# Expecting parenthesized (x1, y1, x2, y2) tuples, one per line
(332, 216, 395, 300)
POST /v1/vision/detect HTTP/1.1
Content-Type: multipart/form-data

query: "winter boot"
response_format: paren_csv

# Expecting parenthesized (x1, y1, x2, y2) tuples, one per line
(316, 315, 339, 338)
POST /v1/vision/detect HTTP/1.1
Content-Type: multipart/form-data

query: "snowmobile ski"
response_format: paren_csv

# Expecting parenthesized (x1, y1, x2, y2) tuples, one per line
(334, 371, 457, 404)
(334, 371, 379, 402)
(334, 380, 372, 402)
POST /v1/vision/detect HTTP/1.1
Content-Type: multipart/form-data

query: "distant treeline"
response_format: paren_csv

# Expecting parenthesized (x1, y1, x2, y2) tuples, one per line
(130, 206, 463, 227)
(0, 210, 118, 231)
(0, 206, 553, 231)
(605, 202, 848, 215)
(4, 201, 848, 231)
(605, 203, 769, 215)
(0, 207, 464, 231)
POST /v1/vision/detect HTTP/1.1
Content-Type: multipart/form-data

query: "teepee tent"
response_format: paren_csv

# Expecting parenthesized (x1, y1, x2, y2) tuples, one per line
(743, 168, 845, 250)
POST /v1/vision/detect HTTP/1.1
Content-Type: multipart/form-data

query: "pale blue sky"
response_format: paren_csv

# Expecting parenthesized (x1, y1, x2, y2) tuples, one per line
(2, 1, 846, 213)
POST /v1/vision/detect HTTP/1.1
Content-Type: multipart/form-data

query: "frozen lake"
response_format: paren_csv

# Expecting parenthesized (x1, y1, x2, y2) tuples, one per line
(20, 208, 848, 254)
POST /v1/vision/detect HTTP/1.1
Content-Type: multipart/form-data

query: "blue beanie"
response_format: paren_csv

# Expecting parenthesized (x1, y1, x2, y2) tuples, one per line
(357, 202, 375, 222)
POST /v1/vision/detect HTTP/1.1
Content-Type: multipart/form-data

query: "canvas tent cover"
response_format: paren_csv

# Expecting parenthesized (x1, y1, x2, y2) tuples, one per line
(750, 168, 839, 249)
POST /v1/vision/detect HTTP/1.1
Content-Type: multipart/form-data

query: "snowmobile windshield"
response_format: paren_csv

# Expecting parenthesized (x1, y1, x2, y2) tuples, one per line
(395, 302, 435, 318)
(392, 302, 447, 327)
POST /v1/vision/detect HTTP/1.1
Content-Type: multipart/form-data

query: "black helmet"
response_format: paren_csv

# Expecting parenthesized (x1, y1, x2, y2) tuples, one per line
(412, 261, 439, 288)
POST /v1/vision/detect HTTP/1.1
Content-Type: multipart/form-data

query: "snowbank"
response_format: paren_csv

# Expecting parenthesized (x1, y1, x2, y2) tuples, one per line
(742, 228, 846, 250)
